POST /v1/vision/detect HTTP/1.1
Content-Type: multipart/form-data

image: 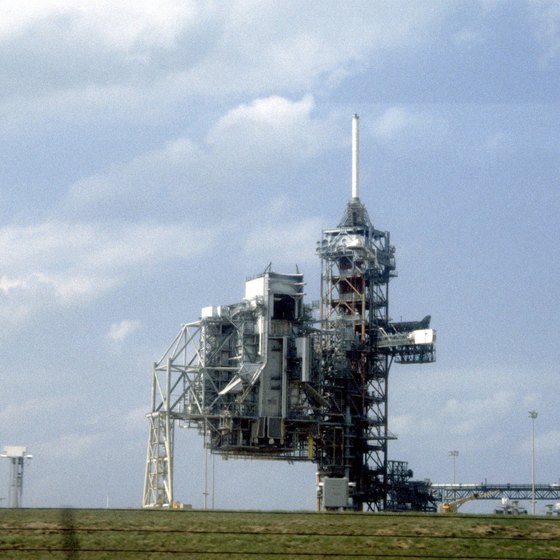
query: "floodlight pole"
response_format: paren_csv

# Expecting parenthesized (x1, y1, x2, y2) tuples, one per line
(1, 447, 32, 508)
(449, 450, 459, 484)
(529, 410, 538, 515)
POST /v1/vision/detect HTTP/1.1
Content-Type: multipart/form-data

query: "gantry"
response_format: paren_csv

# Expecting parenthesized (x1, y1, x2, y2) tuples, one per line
(143, 115, 436, 511)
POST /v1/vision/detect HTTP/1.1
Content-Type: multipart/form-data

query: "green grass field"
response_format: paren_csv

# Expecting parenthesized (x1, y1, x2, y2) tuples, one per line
(1, 508, 559, 559)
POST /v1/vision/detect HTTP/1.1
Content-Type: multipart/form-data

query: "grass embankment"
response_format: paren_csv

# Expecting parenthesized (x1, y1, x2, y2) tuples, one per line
(0, 508, 559, 559)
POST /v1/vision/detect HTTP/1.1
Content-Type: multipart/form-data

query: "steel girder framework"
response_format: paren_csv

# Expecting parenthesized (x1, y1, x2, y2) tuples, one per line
(143, 317, 250, 508)
(316, 198, 397, 511)
(315, 197, 436, 511)
(143, 115, 436, 511)
(143, 321, 202, 508)
(143, 292, 318, 508)
(143, 206, 435, 510)
(431, 483, 560, 503)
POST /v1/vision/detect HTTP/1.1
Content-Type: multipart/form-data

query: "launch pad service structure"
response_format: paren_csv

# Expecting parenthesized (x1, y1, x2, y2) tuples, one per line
(143, 115, 437, 512)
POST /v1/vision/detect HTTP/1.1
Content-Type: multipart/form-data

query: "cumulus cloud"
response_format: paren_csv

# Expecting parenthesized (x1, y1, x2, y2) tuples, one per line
(108, 319, 141, 342)
(485, 131, 513, 152)
(63, 138, 205, 219)
(0, 1, 207, 116)
(1, 96, 338, 328)
(536, 430, 560, 452)
(206, 95, 338, 170)
(0, 0, 198, 49)
(390, 367, 540, 455)
(243, 217, 324, 270)
(63, 95, 338, 220)
(371, 106, 436, 141)
(0, 2, 449, 125)
(391, 413, 438, 438)
(175, 2, 447, 95)
(517, 428, 560, 455)
(125, 406, 149, 432)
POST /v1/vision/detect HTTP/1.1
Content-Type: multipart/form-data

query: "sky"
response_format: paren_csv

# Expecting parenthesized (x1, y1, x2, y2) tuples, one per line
(0, 0, 559, 514)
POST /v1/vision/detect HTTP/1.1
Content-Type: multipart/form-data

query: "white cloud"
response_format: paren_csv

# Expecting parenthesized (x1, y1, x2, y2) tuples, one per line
(371, 106, 435, 140)
(530, 0, 560, 66)
(34, 432, 100, 459)
(63, 95, 339, 220)
(0, 396, 68, 426)
(63, 138, 205, 218)
(485, 131, 513, 152)
(0, 221, 217, 325)
(443, 391, 515, 435)
(0, 0, 198, 49)
(243, 217, 324, 270)
(124, 406, 149, 432)
(518, 429, 560, 454)
(453, 28, 484, 49)
(175, 2, 447, 95)
(0, 2, 209, 124)
(0, 276, 26, 293)
(0, 2, 450, 125)
(536, 430, 560, 452)
(0, 97, 338, 327)
(391, 413, 438, 438)
(108, 320, 141, 342)
(206, 95, 338, 169)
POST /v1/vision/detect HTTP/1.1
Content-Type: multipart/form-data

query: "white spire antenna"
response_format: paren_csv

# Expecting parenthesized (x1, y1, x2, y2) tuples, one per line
(352, 113, 359, 200)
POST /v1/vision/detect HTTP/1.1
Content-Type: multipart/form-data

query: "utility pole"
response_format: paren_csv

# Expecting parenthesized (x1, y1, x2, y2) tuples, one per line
(449, 450, 459, 484)
(529, 410, 538, 515)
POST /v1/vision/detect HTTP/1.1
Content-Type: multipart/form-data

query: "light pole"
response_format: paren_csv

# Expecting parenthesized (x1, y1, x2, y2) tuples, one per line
(449, 450, 459, 484)
(529, 410, 538, 515)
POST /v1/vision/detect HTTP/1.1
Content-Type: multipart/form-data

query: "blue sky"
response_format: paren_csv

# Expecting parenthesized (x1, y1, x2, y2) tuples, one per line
(1, 1, 559, 513)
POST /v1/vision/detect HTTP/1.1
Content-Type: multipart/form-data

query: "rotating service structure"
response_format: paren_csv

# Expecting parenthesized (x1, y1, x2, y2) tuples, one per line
(143, 270, 320, 509)
(143, 114, 436, 511)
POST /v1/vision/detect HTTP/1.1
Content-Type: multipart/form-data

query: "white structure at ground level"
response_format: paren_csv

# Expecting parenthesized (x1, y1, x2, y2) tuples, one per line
(1, 446, 32, 508)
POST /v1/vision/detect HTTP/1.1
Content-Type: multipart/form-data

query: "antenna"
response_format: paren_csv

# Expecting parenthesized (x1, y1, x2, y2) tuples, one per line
(352, 113, 359, 200)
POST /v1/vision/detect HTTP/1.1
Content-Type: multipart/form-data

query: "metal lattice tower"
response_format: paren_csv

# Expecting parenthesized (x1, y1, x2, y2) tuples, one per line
(316, 195, 396, 510)
(1, 446, 32, 508)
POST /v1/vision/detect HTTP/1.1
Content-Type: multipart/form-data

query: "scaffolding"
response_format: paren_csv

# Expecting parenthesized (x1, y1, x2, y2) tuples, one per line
(315, 193, 435, 511)
(143, 273, 320, 508)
